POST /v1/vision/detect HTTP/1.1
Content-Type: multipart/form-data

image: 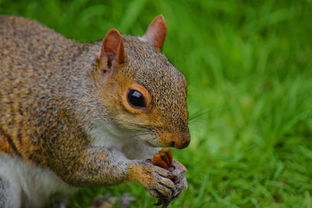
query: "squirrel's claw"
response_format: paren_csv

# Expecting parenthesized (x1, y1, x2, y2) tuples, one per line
(152, 160, 188, 207)
(170, 160, 188, 196)
(129, 159, 187, 207)
(130, 162, 176, 202)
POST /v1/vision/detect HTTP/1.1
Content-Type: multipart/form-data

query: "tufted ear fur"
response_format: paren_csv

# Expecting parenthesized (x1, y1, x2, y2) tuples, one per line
(142, 15, 167, 50)
(99, 29, 126, 72)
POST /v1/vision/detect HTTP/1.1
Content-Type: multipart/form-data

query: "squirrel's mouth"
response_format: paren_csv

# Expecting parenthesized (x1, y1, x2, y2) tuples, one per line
(138, 136, 160, 148)
(144, 140, 157, 147)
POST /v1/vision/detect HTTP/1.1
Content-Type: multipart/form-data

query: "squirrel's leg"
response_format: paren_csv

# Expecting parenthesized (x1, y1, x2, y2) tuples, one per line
(63, 146, 184, 202)
(0, 175, 21, 208)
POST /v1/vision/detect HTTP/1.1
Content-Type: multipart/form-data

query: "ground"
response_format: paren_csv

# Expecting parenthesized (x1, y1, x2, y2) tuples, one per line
(0, 0, 311, 207)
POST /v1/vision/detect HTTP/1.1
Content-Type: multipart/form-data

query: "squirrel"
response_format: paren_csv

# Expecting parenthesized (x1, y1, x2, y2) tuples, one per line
(0, 14, 190, 208)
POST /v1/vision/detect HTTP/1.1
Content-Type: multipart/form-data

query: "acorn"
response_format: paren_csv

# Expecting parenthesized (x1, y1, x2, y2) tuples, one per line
(152, 148, 173, 170)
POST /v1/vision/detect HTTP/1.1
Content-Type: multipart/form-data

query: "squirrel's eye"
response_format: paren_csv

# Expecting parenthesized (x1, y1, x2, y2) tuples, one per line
(122, 83, 150, 113)
(127, 89, 146, 108)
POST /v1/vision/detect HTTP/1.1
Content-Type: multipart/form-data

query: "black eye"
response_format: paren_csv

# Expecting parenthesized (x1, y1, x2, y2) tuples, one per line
(127, 89, 146, 108)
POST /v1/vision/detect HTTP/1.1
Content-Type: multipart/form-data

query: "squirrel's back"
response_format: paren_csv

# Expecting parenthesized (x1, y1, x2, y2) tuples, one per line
(0, 15, 77, 63)
(0, 16, 88, 160)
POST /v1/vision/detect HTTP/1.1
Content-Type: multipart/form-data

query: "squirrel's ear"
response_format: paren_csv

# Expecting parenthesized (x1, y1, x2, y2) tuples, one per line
(142, 15, 167, 50)
(99, 29, 125, 70)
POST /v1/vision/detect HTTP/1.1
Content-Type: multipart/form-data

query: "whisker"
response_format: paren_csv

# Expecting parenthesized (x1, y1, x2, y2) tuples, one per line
(188, 110, 208, 124)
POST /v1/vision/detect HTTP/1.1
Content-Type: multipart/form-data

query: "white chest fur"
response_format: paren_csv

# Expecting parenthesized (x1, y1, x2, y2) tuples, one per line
(90, 126, 161, 160)
(0, 154, 75, 208)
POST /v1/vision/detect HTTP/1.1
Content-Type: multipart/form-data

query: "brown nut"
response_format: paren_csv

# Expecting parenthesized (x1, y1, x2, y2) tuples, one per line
(152, 148, 173, 170)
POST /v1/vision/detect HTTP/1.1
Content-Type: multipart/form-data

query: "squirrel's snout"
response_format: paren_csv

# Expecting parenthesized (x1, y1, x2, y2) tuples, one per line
(174, 137, 190, 149)
(169, 132, 190, 149)
(158, 130, 191, 149)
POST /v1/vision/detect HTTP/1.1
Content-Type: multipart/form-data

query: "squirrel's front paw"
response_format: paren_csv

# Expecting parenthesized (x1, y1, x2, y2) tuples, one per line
(129, 160, 187, 207)
(169, 160, 188, 199)
(129, 161, 177, 203)
(154, 160, 188, 207)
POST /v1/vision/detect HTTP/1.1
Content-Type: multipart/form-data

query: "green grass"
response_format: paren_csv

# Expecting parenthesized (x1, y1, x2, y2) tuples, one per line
(1, 0, 312, 207)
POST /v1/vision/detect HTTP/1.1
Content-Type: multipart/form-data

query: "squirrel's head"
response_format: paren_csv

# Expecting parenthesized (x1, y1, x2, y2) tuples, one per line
(92, 15, 190, 149)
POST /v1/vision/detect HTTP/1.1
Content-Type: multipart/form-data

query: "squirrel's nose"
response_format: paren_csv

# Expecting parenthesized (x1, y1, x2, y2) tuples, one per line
(175, 139, 190, 149)
(173, 134, 190, 149)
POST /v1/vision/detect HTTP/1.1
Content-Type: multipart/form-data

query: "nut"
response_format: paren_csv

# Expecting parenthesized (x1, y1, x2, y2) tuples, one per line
(152, 148, 173, 170)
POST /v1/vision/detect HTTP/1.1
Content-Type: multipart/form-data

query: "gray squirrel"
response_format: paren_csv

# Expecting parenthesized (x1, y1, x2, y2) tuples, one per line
(0, 15, 190, 207)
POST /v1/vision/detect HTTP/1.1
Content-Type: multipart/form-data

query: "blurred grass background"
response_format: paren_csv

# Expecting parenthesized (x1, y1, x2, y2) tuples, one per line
(1, 0, 312, 207)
